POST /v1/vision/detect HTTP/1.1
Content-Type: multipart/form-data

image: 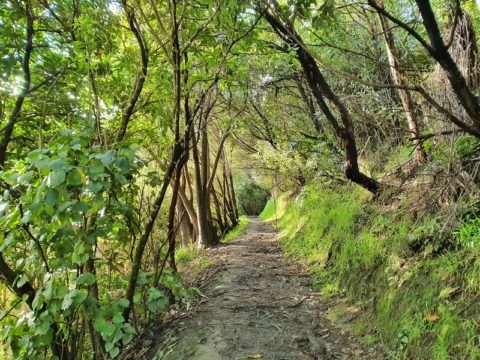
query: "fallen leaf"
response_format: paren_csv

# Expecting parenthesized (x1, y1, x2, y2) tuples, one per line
(345, 306, 360, 314)
(425, 313, 440, 322)
(247, 354, 264, 359)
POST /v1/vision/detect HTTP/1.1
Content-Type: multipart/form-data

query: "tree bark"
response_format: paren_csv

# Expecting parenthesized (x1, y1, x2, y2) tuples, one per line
(192, 128, 217, 247)
(176, 187, 196, 245)
(374, 0, 426, 164)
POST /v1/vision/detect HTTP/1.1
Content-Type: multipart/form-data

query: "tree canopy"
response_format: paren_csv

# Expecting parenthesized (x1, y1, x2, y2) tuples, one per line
(1, 0, 480, 359)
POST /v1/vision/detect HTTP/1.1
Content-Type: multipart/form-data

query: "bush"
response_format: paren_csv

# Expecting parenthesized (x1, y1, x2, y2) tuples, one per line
(236, 182, 270, 215)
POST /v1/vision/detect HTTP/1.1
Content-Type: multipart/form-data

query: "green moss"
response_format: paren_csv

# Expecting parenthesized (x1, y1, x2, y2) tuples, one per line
(264, 183, 480, 359)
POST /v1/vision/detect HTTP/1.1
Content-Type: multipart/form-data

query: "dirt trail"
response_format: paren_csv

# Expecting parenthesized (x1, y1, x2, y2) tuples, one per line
(151, 217, 380, 360)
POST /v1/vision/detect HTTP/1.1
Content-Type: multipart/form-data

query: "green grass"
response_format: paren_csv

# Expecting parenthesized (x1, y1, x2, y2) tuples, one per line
(175, 216, 250, 278)
(265, 182, 480, 359)
(260, 193, 289, 221)
(176, 244, 214, 276)
(221, 215, 249, 243)
(176, 244, 201, 264)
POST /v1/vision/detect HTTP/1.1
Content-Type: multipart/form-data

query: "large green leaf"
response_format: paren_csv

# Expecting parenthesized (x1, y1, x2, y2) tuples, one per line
(75, 272, 96, 286)
(46, 170, 66, 188)
(67, 168, 86, 186)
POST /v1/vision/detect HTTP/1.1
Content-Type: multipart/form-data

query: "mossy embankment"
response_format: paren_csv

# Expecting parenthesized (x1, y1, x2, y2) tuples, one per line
(260, 184, 480, 359)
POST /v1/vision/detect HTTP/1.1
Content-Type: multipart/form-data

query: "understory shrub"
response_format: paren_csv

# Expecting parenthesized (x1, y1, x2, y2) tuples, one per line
(236, 182, 270, 215)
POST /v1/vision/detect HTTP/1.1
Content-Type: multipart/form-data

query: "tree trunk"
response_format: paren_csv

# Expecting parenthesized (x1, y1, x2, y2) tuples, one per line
(211, 187, 227, 234)
(192, 129, 217, 247)
(375, 0, 426, 164)
(176, 194, 196, 245)
(263, 9, 381, 194)
(166, 166, 183, 274)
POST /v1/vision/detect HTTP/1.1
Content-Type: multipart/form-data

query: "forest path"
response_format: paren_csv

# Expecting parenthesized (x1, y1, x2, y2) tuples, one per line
(152, 217, 378, 360)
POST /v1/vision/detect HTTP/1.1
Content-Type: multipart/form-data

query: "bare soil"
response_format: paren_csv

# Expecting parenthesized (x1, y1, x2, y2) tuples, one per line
(148, 217, 383, 360)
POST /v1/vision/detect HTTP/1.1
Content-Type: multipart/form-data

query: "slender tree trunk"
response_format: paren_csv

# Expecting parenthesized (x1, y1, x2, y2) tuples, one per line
(177, 184, 199, 237)
(297, 79, 341, 155)
(116, 0, 149, 142)
(211, 187, 226, 234)
(192, 129, 217, 247)
(375, 0, 426, 164)
(369, 0, 480, 135)
(227, 163, 239, 224)
(216, 175, 232, 224)
(166, 166, 183, 274)
(176, 193, 196, 245)
(123, 149, 180, 320)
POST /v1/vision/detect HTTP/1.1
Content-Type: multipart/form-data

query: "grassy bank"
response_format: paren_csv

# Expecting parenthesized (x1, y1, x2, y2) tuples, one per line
(260, 184, 480, 359)
(221, 215, 249, 243)
(175, 216, 249, 275)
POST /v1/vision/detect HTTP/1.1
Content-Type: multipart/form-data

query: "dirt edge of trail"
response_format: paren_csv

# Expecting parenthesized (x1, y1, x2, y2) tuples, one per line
(143, 217, 383, 360)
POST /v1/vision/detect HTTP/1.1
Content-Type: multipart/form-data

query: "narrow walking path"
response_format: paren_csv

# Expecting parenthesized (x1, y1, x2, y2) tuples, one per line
(152, 218, 380, 360)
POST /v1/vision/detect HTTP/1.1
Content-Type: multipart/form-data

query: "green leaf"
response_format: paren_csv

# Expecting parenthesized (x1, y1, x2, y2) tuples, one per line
(3, 171, 20, 185)
(49, 158, 69, 170)
(16, 275, 28, 287)
(97, 151, 116, 166)
(439, 286, 459, 299)
(112, 328, 123, 343)
(105, 341, 115, 352)
(109, 346, 120, 358)
(147, 288, 168, 313)
(94, 317, 107, 332)
(18, 171, 34, 184)
(133, 293, 141, 304)
(44, 188, 59, 206)
(123, 323, 134, 334)
(118, 299, 130, 308)
(46, 170, 66, 188)
(115, 157, 130, 171)
(112, 313, 124, 324)
(75, 272, 96, 286)
(0, 233, 15, 251)
(88, 159, 105, 177)
(32, 294, 44, 311)
(27, 150, 50, 170)
(67, 168, 85, 186)
(72, 202, 90, 213)
(102, 323, 116, 337)
(72, 241, 90, 265)
(113, 173, 127, 185)
(122, 332, 134, 346)
(137, 272, 148, 285)
(73, 289, 88, 306)
(87, 181, 103, 193)
(62, 289, 88, 310)
(35, 319, 52, 336)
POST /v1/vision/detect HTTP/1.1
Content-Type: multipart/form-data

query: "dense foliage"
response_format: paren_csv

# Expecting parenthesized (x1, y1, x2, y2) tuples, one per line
(1, 0, 480, 359)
